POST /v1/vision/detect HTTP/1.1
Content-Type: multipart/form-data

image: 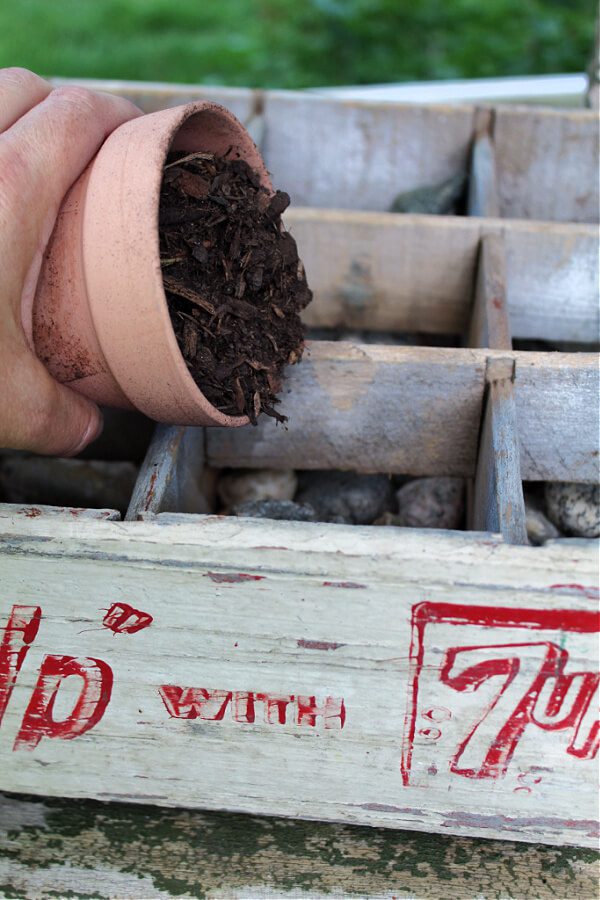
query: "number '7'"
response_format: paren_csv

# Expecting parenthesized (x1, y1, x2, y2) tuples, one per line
(441, 641, 599, 779)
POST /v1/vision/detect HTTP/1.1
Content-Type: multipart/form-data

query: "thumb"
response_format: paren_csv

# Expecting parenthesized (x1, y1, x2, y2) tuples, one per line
(3, 352, 103, 456)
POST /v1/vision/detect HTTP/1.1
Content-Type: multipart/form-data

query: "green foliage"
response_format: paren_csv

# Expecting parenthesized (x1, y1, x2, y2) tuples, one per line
(0, 0, 595, 88)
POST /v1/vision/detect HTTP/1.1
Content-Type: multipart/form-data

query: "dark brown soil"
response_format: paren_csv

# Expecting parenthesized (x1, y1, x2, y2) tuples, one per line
(159, 150, 312, 423)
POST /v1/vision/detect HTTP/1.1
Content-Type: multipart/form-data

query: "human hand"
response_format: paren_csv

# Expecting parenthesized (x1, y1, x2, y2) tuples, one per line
(0, 68, 141, 455)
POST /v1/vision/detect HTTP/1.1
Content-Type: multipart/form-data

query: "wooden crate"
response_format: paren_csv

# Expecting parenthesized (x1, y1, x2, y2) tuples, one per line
(0, 82, 598, 851)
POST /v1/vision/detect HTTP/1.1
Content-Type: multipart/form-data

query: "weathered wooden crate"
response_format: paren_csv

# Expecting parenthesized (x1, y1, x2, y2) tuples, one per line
(0, 81, 598, 851)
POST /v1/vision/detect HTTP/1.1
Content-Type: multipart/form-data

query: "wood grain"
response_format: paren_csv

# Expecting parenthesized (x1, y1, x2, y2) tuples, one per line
(285, 209, 599, 343)
(468, 240, 527, 544)
(126, 425, 207, 520)
(467, 233, 512, 350)
(471, 362, 528, 544)
(515, 352, 600, 482)
(494, 106, 599, 223)
(0, 513, 597, 848)
(206, 344, 599, 481)
(467, 109, 500, 218)
(263, 92, 476, 211)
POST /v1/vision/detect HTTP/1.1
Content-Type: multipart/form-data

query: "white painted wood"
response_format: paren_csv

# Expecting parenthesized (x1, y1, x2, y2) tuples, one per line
(494, 106, 599, 223)
(0, 514, 597, 848)
(263, 92, 475, 211)
(285, 209, 599, 343)
(0, 505, 120, 520)
(206, 344, 599, 481)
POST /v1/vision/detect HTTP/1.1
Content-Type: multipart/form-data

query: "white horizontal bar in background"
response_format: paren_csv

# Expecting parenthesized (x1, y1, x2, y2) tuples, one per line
(312, 73, 588, 107)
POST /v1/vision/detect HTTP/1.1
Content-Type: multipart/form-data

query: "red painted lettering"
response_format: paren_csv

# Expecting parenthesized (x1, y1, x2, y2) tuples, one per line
(159, 686, 232, 720)
(14, 655, 113, 751)
(296, 695, 346, 729)
(159, 686, 345, 729)
(102, 603, 153, 634)
(402, 601, 600, 786)
(257, 693, 294, 725)
(0, 605, 41, 727)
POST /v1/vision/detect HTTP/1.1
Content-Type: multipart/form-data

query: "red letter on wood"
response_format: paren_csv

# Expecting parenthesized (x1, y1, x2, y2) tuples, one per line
(0, 605, 42, 727)
(13, 655, 113, 751)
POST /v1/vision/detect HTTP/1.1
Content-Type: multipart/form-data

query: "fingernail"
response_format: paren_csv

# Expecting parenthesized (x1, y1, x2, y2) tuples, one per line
(66, 408, 104, 457)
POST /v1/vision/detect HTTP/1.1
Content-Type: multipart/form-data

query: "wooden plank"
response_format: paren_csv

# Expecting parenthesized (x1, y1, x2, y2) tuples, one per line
(467, 108, 499, 218)
(264, 92, 476, 210)
(126, 425, 207, 521)
(52, 79, 599, 224)
(0, 514, 597, 848)
(516, 353, 600, 483)
(289, 209, 480, 336)
(503, 221, 599, 343)
(207, 344, 599, 481)
(467, 238, 527, 543)
(471, 360, 528, 544)
(467, 233, 512, 349)
(0, 504, 120, 521)
(284, 209, 599, 342)
(209, 342, 486, 476)
(1, 794, 598, 900)
(494, 106, 599, 223)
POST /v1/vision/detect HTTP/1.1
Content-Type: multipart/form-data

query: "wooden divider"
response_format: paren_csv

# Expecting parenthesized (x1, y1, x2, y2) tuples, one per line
(467, 108, 499, 218)
(126, 425, 207, 521)
(287, 210, 598, 343)
(53, 78, 599, 224)
(205, 344, 599, 481)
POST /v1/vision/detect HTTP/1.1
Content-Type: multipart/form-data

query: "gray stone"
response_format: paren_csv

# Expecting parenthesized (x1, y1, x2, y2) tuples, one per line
(390, 172, 467, 215)
(525, 501, 561, 546)
(295, 471, 394, 525)
(231, 499, 317, 522)
(395, 477, 465, 530)
(218, 468, 297, 510)
(544, 482, 600, 538)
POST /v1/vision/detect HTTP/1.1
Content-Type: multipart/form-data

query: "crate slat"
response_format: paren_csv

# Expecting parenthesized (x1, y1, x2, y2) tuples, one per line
(0, 514, 597, 848)
(516, 353, 600, 482)
(467, 233, 512, 349)
(287, 210, 599, 342)
(494, 106, 599, 223)
(471, 360, 528, 543)
(206, 344, 599, 480)
(467, 235, 527, 543)
(126, 425, 206, 521)
(263, 93, 476, 211)
(54, 79, 599, 225)
(467, 109, 499, 218)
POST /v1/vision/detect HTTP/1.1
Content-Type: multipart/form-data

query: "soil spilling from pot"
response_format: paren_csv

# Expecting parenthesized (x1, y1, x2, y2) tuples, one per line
(159, 150, 312, 423)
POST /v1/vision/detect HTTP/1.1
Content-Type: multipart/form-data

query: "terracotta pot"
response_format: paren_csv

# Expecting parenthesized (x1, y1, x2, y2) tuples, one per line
(31, 102, 273, 426)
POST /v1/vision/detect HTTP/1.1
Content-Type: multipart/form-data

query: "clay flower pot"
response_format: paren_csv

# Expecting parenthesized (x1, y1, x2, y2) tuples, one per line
(31, 102, 273, 426)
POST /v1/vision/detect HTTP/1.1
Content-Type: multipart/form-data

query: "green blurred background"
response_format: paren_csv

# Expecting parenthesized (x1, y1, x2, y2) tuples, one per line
(0, 0, 595, 88)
